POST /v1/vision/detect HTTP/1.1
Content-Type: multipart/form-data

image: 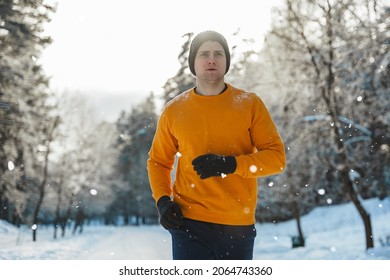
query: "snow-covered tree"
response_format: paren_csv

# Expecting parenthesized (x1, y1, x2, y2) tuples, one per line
(262, 0, 390, 249)
(162, 33, 195, 103)
(0, 0, 56, 228)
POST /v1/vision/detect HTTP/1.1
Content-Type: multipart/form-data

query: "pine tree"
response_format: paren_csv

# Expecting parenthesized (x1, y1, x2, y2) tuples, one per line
(0, 0, 56, 226)
(114, 93, 158, 224)
(162, 33, 195, 104)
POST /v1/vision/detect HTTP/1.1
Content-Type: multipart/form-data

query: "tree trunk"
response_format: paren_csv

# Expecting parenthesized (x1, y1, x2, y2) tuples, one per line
(340, 167, 374, 249)
(330, 113, 374, 249)
(292, 199, 305, 248)
(73, 208, 85, 235)
(61, 192, 75, 237)
(32, 117, 59, 241)
(32, 142, 50, 241)
(32, 177, 46, 242)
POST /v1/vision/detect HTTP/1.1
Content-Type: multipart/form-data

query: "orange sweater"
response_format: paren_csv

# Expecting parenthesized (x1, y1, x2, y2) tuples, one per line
(147, 84, 285, 225)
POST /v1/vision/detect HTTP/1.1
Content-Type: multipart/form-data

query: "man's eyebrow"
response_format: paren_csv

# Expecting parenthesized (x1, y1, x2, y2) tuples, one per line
(198, 50, 224, 54)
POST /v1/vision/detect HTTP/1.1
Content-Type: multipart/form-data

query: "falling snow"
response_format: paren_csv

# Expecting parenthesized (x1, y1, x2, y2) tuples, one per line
(7, 161, 14, 171)
(249, 165, 258, 173)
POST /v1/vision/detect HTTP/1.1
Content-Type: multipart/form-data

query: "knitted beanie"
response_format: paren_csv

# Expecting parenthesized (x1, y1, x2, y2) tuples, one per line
(188, 30, 230, 76)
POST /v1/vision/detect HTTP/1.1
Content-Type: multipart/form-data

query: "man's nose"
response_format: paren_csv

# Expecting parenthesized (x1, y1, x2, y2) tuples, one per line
(207, 56, 216, 64)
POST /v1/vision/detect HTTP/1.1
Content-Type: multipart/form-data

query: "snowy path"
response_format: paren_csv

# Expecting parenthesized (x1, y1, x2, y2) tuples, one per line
(78, 226, 172, 260)
(0, 224, 172, 260)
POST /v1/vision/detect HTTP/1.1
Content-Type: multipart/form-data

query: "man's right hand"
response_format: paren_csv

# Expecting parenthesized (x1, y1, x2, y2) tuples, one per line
(157, 196, 184, 229)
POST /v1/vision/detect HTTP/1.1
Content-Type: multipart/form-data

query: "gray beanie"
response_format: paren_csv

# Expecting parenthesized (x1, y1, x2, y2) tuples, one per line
(188, 30, 230, 76)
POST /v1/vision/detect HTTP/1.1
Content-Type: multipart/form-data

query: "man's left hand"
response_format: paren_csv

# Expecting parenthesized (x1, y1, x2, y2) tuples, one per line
(192, 154, 236, 179)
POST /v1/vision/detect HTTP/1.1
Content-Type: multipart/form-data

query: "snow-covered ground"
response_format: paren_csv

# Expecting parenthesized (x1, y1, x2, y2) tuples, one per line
(1, 197, 390, 260)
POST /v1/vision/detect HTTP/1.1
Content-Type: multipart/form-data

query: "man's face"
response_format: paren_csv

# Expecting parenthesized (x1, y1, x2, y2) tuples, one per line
(194, 41, 226, 82)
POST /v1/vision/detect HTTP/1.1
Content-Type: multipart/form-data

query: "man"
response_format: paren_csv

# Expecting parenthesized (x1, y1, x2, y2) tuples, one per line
(147, 30, 286, 260)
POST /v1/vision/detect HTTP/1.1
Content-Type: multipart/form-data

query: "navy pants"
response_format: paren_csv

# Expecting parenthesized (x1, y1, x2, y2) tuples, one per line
(168, 218, 256, 260)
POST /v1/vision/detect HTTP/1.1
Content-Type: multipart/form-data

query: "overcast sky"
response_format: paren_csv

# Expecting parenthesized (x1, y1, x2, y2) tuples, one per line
(41, 0, 283, 98)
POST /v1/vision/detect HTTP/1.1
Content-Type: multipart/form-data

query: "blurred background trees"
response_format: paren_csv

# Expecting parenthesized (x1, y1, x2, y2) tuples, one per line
(0, 0, 388, 247)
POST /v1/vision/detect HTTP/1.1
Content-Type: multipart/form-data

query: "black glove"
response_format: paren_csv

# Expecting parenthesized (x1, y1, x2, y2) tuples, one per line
(157, 196, 184, 229)
(192, 154, 237, 179)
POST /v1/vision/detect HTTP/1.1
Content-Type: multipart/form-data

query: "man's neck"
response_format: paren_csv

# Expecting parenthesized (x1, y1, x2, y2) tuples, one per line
(195, 80, 226, 96)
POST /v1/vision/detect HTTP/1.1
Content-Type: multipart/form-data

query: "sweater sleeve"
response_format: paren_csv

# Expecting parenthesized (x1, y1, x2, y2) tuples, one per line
(147, 110, 178, 202)
(234, 95, 286, 178)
